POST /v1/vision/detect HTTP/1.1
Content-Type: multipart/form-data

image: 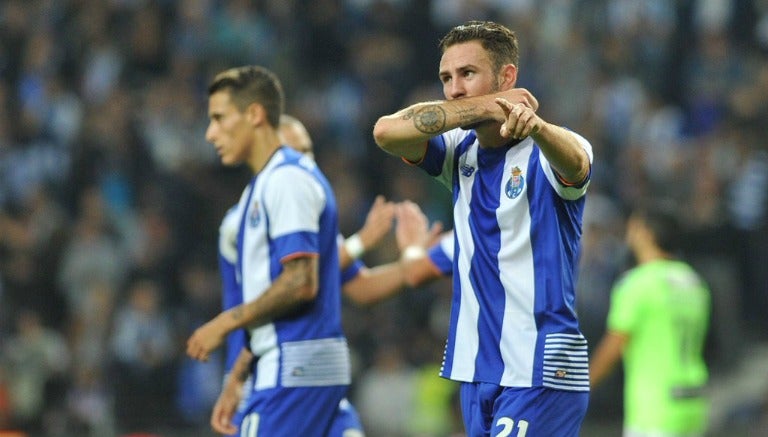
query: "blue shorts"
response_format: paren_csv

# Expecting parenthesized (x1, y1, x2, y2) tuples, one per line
(460, 382, 588, 437)
(234, 385, 364, 437)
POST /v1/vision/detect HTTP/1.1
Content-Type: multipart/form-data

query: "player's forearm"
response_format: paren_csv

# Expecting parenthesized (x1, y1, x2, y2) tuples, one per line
(226, 348, 254, 386)
(402, 253, 443, 288)
(589, 332, 626, 388)
(338, 245, 354, 270)
(530, 123, 590, 184)
(220, 257, 319, 331)
(343, 263, 406, 305)
(373, 97, 498, 160)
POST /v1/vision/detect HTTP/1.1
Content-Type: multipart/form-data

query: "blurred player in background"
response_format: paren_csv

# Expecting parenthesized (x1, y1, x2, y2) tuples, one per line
(590, 202, 711, 437)
(186, 65, 363, 436)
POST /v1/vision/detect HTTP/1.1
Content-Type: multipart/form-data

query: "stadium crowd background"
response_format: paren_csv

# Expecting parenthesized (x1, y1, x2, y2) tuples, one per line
(0, 0, 767, 436)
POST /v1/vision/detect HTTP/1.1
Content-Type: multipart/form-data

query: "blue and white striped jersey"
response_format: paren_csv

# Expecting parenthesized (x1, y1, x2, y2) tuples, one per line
(419, 129, 593, 391)
(234, 146, 350, 390)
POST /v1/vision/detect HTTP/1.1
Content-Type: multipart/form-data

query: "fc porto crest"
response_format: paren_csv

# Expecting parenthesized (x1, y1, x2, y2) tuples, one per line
(249, 201, 261, 227)
(505, 166, 525, 199)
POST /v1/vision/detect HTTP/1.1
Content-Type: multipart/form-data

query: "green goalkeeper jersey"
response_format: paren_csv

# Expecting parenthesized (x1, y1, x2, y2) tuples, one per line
(608, 259, 710, 434)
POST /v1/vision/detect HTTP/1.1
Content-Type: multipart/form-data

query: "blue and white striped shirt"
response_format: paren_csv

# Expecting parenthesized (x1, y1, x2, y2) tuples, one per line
(419, 129, 593, 391)
(233, 146, 350, 390)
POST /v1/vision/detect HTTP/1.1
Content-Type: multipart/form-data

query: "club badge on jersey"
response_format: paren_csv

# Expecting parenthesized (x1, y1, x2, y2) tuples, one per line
(249, 201, 261, 227)
(505, 166, 525, 199)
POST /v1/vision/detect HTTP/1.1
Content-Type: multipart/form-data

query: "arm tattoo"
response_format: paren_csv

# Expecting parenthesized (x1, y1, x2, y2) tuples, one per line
(231, 305, 244, 321)
(412, 105, 446, 134)
(283, 257, 313, 290)
(455, 106, 479, 124)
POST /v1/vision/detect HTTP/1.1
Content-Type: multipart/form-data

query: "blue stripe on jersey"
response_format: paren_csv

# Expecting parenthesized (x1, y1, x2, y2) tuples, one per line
(526, 148, 587, 388)
(422, 135, 448, 177)
(271, 231, 319, 264)
(219, 253, 246, 371)
(467, 145, 510, 383)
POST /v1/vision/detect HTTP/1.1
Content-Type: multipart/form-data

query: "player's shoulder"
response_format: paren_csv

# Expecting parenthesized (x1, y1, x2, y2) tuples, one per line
(268, 157, 319, 184)
(612, 266, 647, 294)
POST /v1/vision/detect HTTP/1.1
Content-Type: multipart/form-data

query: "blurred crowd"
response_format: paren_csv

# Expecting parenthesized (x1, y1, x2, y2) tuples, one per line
(0, 0, 767, 436)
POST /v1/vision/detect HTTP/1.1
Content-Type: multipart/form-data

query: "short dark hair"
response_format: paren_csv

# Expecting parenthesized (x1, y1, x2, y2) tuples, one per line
(208, 65, 284, 128)
(438, 20, 519, 73)
(633, 200, 682, 253)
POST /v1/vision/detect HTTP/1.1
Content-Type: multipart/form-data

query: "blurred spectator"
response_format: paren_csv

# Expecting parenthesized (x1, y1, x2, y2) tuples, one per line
(355, 342, 417, 437)
(1, 309, 70, 434)
(109, 277, 176, 433)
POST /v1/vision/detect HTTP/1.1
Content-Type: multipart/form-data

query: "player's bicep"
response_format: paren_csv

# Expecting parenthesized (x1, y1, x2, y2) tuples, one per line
(279, 255, 318, 300)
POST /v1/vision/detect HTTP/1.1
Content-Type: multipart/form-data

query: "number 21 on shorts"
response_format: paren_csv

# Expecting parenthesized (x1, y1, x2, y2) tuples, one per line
(495, 417, 529, 437)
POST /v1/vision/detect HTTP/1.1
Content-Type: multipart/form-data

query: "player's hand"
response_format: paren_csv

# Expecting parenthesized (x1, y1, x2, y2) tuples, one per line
(186, 317, 226, 361)
(210, 379, 242, 435)
(495, 98, 544, 140)
(358, 195, 396, 249)
(497, 88, 539, 111)
(395, 200, 443, 251)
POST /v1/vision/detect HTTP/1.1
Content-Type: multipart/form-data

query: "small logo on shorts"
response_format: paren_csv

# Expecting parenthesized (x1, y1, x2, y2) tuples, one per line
(291, 366, 305, 377)
(555, 369, 567, 378)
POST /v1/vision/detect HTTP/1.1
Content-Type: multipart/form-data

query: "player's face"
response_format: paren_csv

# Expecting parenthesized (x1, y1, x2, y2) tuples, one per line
(439, 41, 500, 101)
(206, 91, 253, 166)
(624, 215, 646, 251)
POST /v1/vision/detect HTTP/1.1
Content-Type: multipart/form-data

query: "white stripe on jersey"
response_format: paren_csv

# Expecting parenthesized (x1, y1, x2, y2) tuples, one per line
(451, 153, 480, 380)
(254, 347, 279, 390)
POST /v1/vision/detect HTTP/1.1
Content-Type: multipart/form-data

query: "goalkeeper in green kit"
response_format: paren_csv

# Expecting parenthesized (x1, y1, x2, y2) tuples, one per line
(590, 201, 711, 437)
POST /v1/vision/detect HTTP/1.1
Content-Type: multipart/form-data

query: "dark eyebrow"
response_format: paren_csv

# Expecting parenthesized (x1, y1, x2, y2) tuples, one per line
(439, 64, 477, 76)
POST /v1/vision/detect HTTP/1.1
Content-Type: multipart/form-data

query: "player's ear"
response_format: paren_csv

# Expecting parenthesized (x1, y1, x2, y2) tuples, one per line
(245, 102, 267, 127)
(499, 63, 518, 90)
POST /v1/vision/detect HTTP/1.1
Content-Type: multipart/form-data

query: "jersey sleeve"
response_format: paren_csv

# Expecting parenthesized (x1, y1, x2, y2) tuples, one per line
(538, 130, 593, 200)
(263, 165, 326, 261)
(421, 129, 465, 190)
(428, 232, 454, 276)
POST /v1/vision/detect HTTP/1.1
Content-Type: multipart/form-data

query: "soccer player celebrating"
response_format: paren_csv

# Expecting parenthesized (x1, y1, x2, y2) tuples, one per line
(373, 20, 594, 436)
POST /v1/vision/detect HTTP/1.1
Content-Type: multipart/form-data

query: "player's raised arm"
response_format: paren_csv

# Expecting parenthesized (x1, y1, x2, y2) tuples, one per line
(341, 199, 442, 305)
(373, 88, 538, 162)
(372, 97, 494, 162)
